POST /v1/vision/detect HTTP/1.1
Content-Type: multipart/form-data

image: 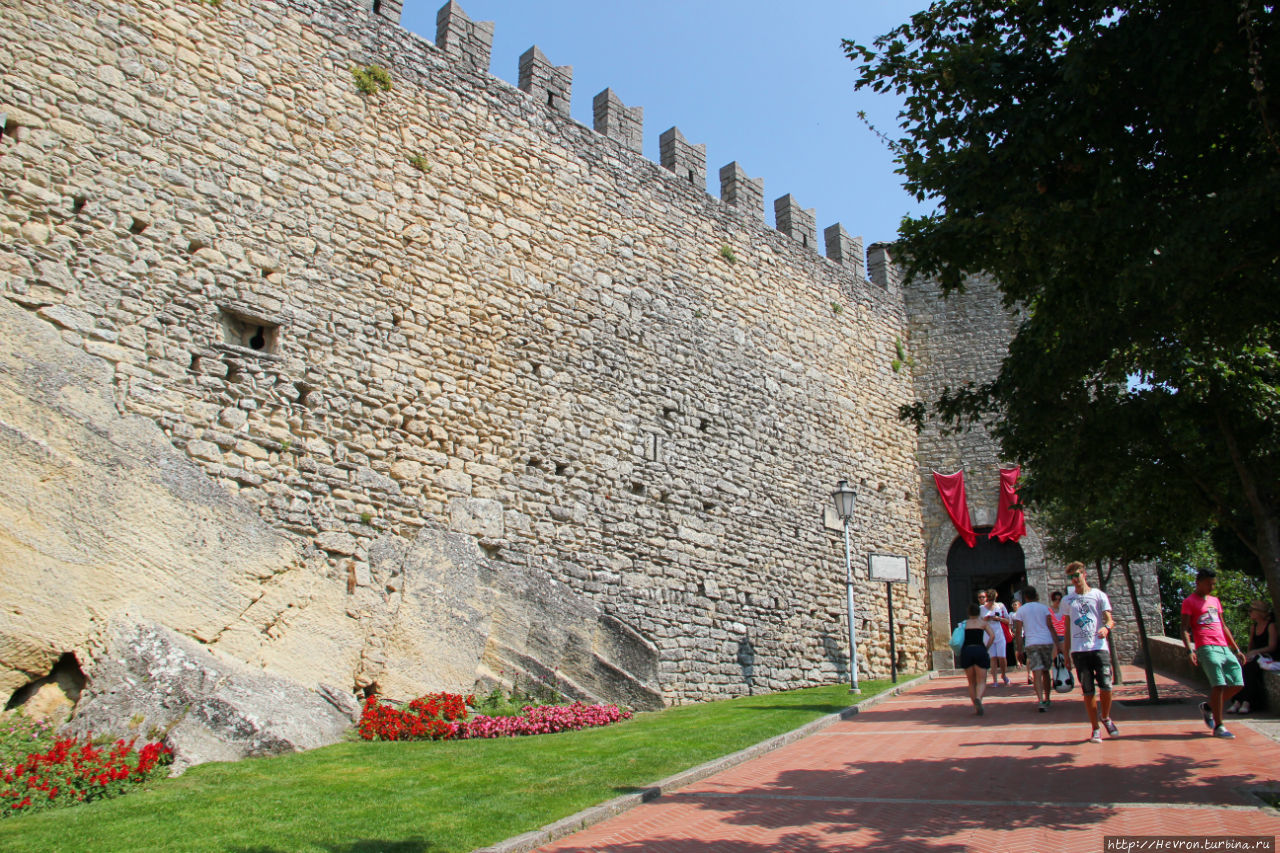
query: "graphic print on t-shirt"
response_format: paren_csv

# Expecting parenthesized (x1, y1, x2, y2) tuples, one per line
(1073, 607, 1095, 636)
(1198, 605, 1221, 628)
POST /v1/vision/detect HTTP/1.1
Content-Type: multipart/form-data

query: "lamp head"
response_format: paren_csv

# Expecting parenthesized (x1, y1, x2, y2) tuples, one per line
(831, 479, 857, 521)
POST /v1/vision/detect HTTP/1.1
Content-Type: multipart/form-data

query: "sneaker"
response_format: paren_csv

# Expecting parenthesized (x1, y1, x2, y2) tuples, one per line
(976, 699, 984, 716)
(1102, 717, 1119, 737)
(1213, 725, 1236, 739)
(1003, 676, 1011, 686)
(1239, 702, 1252, 715)
(1089, 729, 1103, 743)
(1201, 701, 1214, 730)
(1227, 700, 1241, 714)
(1038, 702, 1048, 713)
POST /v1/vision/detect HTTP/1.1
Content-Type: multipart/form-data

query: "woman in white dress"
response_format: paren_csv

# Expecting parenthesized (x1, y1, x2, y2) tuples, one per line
(978, 588, 1011, 686)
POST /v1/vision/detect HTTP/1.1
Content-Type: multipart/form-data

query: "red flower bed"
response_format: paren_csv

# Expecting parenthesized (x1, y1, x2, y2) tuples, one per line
(1, 736, 172, 817)
(357, 692, 473, 741)
(357, 693, 631, 742)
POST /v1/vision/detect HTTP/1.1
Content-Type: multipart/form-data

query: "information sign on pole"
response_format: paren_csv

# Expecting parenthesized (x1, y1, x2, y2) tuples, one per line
(867, 554, 909, 682)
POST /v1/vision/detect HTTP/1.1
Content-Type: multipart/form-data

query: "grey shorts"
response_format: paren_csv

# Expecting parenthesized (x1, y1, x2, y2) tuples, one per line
(1071, 650, 1112, 695)
(1026, 644, 1054, 671)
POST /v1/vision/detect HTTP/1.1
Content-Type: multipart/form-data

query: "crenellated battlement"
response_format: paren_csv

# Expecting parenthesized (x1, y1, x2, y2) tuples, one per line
(371, 0, 876, 277)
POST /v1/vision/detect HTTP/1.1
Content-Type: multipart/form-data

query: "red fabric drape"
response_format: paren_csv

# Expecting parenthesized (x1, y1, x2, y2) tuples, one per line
(990, 466, 1026, 543)
(933, 470, 977, 548)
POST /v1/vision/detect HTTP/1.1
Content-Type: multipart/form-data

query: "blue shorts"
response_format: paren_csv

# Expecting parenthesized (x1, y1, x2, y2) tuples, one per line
(1198, 645, 1244, 687)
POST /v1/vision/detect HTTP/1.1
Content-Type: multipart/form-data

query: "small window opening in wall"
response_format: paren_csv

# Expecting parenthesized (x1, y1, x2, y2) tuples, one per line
(699, 418, 709, 432)
(629, 482, 645, 496)
(220, 308, 280, 353)
(531, 361, 542, 374)
(72, 195, 88, 216)
(188, 353, 201, 374)
(555, 462, 567, 476)
(801, 234, 808, 248)
(361, 683, 379, 699)
(687, 169, 695, 185)
(702, 500, 716, 512)
(372, 0, 382, 12)
(663, 406, 678, 420)
(0, 113, 17, 142)
(129, 217, 148, 235)
(527, 457, 542, 471)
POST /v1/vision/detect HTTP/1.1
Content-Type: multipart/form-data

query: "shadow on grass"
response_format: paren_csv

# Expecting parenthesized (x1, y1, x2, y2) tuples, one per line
(230, 840, 436, 853)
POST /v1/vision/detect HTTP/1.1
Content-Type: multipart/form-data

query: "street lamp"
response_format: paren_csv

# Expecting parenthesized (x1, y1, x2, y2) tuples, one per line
(831, 479, 860, 693)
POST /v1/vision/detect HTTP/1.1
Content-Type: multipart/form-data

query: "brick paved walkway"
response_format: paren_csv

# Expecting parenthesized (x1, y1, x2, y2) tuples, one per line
(537, 672, 1280, 852)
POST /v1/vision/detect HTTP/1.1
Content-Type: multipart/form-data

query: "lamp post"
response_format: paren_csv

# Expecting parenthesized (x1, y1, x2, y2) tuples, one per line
(831, 479, 860, 693)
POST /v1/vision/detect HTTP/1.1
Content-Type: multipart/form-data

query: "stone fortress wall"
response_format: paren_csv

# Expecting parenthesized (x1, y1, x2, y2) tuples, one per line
(0, 0, 932, 705)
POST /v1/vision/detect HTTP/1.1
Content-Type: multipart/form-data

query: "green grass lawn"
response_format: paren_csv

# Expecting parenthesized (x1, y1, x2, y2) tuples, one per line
(0, 679, 908, 853)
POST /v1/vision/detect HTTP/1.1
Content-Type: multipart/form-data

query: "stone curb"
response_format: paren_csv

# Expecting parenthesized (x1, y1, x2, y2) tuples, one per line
(473, 673, 937, 853)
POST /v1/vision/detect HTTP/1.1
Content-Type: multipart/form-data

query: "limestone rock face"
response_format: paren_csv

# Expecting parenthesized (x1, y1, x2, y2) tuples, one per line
(0, 294, 662, 771)
(66, 622, 356, 775)
(0, 297, 310, 696)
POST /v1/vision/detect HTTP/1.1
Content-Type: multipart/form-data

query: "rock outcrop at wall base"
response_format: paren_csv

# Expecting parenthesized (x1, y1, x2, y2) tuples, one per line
(0, 293, 662, 734)
(66, 622, 359, 775)
(0, 295, 314, 699)
(365, 524, 665, 711)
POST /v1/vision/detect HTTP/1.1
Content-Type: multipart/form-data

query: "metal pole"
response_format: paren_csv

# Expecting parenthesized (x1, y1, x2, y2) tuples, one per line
(887, 581, 897, 683)
(844, 517, 860, 693)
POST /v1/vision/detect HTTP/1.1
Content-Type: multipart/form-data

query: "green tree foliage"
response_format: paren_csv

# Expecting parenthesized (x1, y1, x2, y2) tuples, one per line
(848, 1, 1280, 613)
(1156, 532, 1265, 642)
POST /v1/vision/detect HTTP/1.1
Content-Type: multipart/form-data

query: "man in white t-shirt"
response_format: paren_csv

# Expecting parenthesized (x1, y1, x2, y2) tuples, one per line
(1061, 561, 1117, 743)
(1013, 586, 1059, 711)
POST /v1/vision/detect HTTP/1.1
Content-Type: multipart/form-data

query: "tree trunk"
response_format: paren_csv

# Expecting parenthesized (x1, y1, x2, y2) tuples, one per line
(1096, 560, 1123, 685)
(1121, 557, 1159, 702)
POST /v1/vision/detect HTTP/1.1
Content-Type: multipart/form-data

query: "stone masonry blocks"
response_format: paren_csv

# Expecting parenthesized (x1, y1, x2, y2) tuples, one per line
(519, 46, 573, 116)
(370, 0, 403, 24)
(868, 242, 903, 291)
(824, 224, 864, 273)
(0, 0, 930, 704)
(436, 1, 494, 74)
(659, 127, 707, 192)
(719, 162, 764, 220)
(774, 195, 817, 251)
(593, 88, 643, 154)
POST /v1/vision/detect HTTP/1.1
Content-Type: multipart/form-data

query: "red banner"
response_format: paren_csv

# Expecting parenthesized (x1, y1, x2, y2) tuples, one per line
(990, 466, 1026, 543)
(932, 470, 976, 548)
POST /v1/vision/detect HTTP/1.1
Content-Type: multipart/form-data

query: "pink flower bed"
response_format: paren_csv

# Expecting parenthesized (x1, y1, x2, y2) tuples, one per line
(358, 693, 631, 742)
(458, 702, 632, 739)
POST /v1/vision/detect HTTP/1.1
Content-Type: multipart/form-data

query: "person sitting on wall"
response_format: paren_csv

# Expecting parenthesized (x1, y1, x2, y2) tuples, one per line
(1229, 600, 1277, 715)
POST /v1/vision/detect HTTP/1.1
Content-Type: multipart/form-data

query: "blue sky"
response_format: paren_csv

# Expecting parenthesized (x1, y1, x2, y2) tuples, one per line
(396, 1, 931, 252)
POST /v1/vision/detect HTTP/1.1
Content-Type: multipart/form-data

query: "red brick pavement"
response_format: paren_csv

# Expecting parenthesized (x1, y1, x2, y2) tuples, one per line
(537, 673, 1280, 852)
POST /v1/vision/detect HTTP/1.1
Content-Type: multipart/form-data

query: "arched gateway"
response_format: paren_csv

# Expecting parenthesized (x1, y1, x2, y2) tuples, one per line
(945, 526, 1027, 630)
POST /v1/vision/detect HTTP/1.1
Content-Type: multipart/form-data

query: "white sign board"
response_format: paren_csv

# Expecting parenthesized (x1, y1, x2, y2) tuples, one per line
(868, 553, 909, 583)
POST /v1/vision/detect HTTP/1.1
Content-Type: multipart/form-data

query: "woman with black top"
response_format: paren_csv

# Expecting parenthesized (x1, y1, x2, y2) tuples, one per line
(1230, 600, 1277, 714)
(960, 603, 996, 715)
